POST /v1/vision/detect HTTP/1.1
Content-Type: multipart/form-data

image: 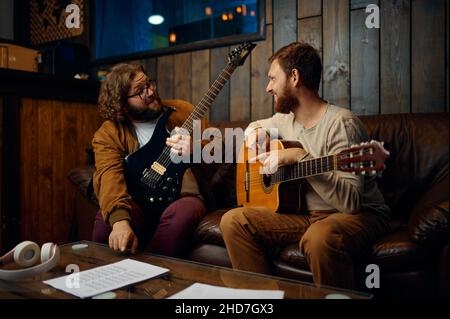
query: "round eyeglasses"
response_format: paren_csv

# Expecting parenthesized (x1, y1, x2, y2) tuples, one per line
(127, 80, 157, 100)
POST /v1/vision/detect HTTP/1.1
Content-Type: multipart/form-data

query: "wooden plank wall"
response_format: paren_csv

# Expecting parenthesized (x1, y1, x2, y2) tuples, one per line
(19, 99, 102, 244)
(131, 0, 447, 121)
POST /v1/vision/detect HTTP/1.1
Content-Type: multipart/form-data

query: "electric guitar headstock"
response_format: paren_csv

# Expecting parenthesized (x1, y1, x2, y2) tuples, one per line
(228, 42, 256, 67)
(337, 140, 390, 176)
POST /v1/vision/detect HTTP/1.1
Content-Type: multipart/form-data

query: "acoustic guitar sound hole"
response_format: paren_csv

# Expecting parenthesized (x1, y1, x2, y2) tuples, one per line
(262, 174, 272, 188)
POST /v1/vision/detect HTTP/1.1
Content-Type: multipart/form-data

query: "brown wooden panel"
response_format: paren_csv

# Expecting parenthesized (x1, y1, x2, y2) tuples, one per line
(174, 52, 192, 103)
(19, 99, 101, 244)
(71, 103, 102, 239)
(2, 97, 21, 250)
(251, 24, 273, 120)
(350, 0, 378, 10)
(297, 16, 323, 96)
(59, 102, 74, 244)
(20, 99, 36, 244)
(230, 45, 251, 121)
(210, 46, 230, 122)
(142, 57, 157, 79)
(412, 0, 446, 113)
(191, 50, 210, 118)
(298, 0, 321, 18)
(380, 0, 410, 114)
(323, 0, 350, 108)
(273, 0, 297, 51)
(157, 55, 174, 100)
(37, 100, 53, 243)
(51, 101, 66, 243)
(266, 0, 272, 24)
(351, 9, 379, 115)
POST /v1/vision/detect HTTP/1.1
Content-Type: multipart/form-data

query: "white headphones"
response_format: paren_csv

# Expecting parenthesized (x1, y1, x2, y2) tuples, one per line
(0, 241, 60, 281)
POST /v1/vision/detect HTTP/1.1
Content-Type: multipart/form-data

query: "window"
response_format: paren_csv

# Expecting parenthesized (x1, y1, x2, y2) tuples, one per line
(94, 0, 264, 63)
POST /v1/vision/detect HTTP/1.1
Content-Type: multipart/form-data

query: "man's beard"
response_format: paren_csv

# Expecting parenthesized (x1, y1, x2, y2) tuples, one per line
(127, 99, 163, 122)
(275, 86, 299, 114)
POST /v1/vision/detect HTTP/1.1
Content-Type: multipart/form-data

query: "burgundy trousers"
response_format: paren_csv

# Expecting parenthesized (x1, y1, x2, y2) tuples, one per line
(92, 196, 207, 257)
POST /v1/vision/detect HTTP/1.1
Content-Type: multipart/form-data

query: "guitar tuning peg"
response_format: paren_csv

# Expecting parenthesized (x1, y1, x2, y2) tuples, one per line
(361, 170, 366, 175)
(371, 170, 377, 175)
(352, 171, 356, 175)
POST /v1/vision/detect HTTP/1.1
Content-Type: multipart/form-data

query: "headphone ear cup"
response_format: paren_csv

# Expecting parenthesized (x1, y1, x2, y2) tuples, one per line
(41, 243, 55, 263)
(13, 241, 40, 268)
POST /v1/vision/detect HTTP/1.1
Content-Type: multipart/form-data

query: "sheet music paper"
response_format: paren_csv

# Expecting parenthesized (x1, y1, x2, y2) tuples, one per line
(168, 283, 284, 299)
(43, 259, 169, 298)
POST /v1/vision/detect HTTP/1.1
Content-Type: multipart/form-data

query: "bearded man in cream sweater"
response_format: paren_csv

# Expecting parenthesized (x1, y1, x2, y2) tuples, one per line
(220, 42, 391, 289)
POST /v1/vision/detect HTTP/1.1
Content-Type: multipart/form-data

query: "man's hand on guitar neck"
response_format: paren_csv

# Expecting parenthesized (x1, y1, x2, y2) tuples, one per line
(166, 126, 193, 156)
(109, 220, 138, 254)
(245, 127, 270, 152)
(251, 147, 305, 175)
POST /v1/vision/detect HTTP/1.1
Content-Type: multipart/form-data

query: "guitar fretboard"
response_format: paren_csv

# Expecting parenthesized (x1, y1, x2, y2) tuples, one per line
(270, 155, 335, 184)
(156, 63, 237, 169)
(182, 63, 237, 133)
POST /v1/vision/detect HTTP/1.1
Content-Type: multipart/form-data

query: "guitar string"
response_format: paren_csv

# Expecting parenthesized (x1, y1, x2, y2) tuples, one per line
(142, 64, 236, 185)
(157, 64, 235, 169)
(142, 65, 233, 183)
(244, 147, 374, 179)
(245, 148, 376, 185)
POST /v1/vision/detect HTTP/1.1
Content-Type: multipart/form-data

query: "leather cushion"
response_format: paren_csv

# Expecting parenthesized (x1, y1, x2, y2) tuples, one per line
(367, 227, 435, 272)
(279, 244, 310, 270)
(189, 243, 232, 268)
(408, 175, 449, 244)
(194, 209, 228, 247)
(277, 224, 434, 273)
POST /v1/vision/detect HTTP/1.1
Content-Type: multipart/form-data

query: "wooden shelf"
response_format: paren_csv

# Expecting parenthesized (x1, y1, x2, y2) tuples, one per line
(0, 68, 100, 103)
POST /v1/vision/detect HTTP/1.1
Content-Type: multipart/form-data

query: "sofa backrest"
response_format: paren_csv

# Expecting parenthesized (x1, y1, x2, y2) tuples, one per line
(197, 113, 449, 220)
(359, 113, 449, 219)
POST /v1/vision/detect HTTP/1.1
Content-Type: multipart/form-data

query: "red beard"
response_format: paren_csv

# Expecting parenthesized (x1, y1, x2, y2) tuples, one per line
(274, 86, 299, 114)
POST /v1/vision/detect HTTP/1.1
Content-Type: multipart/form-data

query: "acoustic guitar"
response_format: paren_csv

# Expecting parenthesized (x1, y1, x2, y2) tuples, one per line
(236, 139, 389, 213)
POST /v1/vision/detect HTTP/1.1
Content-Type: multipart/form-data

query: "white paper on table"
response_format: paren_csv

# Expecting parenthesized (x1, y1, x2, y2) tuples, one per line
(168, 283, 284, 299)
(43, 258, 169, 298)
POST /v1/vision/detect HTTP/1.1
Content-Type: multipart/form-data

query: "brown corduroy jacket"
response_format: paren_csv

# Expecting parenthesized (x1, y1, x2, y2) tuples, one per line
(92, 99, 208, 227)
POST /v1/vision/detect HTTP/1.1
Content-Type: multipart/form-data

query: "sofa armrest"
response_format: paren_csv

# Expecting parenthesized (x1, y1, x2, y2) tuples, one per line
(408, 175, 449, 245)
(67, 165, 98, 206)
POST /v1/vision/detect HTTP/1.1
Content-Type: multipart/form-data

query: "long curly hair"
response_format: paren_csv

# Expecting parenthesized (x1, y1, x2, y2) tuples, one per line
(98, 63, 145, 122)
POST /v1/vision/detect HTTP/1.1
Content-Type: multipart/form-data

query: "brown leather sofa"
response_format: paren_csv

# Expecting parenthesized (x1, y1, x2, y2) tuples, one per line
(68, 112, 449, 299)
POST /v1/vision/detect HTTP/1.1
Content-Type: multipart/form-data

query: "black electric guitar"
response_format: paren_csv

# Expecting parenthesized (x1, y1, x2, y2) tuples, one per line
(125, 42, 256, 217)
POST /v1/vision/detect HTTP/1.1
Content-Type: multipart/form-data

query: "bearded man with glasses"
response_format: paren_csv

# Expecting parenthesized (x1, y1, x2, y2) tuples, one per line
(91, 63, 207, 257)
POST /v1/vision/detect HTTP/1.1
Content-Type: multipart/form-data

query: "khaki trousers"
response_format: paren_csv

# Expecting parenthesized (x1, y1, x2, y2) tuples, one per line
(220, 207, 390, 289)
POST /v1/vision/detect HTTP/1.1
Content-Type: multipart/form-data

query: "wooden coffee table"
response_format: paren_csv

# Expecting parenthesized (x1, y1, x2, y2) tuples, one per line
(0, 241, 371, 299)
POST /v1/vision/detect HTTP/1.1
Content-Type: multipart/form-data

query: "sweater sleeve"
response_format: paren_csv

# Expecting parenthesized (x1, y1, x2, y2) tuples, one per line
(244, 113, 284, 139)
(92, 122, 133, 225)
(305, 116, 368, 214)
